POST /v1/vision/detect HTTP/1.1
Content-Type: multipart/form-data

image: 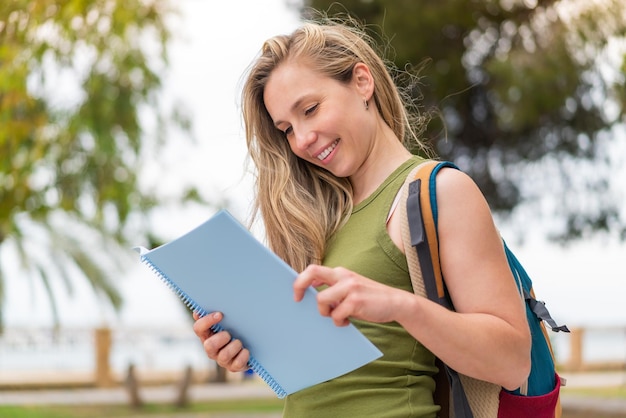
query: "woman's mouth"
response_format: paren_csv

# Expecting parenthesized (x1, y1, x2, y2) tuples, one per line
(316, 139, 339, 161)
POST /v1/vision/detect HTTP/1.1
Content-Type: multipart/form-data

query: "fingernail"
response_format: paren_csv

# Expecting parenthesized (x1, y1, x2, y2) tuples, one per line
(213, 312, 221, 320)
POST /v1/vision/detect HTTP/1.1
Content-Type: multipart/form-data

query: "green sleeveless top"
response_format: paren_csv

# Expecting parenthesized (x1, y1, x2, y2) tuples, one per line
(282, 156, 439, 418)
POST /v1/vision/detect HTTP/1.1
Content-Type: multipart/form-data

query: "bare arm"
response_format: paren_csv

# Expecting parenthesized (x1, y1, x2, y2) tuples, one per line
(293, 168, 531, 390)
(394, 168, 530, 389)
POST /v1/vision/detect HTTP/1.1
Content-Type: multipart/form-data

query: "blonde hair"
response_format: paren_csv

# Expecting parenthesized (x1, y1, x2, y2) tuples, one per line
(242, 18, 429, 271)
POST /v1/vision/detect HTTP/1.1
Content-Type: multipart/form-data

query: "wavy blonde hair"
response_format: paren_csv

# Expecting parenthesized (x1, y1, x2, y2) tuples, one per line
(242, 18, 429, 272)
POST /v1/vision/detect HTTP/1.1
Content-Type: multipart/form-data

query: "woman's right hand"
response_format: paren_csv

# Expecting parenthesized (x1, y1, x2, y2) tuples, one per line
(192, 311, 250, 373)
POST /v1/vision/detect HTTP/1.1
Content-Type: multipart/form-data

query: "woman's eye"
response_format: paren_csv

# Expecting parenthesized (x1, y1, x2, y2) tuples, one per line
(284, 126, 293, 136)
(304, 104, 318, 116)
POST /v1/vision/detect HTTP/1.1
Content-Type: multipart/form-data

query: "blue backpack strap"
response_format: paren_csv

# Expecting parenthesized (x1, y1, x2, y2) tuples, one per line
(504, 242, 570, 333)
(406, 160, 569, 403)
(406, 161, 474, 418)
(427, 161, 459, 228)
(503, 241, 569, 396)
(425, 162, 568, 331)
(407, 161, 460, 309)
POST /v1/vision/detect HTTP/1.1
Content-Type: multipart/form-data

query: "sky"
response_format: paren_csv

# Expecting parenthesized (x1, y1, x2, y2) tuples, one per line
(3, 0, 625, 331)
(3, 0, 301, 329)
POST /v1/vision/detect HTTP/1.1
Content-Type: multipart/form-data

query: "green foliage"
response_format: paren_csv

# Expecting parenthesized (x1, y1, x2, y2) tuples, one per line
(303, 0, 626, 241)
(0, 0, 190, 328)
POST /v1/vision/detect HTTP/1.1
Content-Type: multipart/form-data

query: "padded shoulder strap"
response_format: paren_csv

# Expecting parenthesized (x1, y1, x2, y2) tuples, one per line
(405, 160, 458, 309)
(398, 161, 434, 300)
(400, 160, 480, 418)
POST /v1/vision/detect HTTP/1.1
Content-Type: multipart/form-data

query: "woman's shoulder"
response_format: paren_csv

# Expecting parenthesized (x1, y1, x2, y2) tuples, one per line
(434, 165, 486, 207)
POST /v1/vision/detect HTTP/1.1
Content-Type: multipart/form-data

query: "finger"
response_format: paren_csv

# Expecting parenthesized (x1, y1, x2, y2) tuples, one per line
(315, 275, 354, 315)
(328, 299, 353, 327)
(316, 290, 337, 318)
(317, 290, 351, 325)
(192, 312, 223, 340)
(216, 338, 245, 370)
(316, 276, 362, 326)
(231, 348, 251, 372)
(203, 330, 232, 359)
(293, 265, 337, 301)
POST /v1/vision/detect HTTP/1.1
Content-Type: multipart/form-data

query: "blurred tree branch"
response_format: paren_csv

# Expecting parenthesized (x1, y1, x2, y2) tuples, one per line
(302, 0, 626, 242)
(0, 0, 206, 329)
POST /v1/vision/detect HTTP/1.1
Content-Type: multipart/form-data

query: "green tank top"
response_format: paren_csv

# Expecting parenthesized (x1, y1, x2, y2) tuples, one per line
(282, 156, 439, 418)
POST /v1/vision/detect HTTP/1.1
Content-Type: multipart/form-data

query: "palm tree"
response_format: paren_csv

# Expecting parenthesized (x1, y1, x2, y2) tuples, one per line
(0, 0, 197, 330)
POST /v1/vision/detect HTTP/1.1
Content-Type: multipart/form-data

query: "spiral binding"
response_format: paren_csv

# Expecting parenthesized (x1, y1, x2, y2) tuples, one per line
(249, 356, 288, 398)
(139, 254, 288, 398)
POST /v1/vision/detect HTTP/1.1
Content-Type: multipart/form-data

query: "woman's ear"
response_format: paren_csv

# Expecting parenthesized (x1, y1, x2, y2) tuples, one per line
(352, 62, 374, 100)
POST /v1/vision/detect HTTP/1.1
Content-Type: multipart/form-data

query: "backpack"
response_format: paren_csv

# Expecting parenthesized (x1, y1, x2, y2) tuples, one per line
(397, 160, 570, 418)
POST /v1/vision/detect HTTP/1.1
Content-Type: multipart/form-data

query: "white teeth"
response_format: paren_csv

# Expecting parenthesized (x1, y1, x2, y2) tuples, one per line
(317, 140, 339, 160)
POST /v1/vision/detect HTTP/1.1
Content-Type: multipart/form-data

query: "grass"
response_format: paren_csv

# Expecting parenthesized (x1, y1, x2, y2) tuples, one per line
(0, 398, 285, 418)
(2, 386, 624, 418)
(562, 385, 626, 399)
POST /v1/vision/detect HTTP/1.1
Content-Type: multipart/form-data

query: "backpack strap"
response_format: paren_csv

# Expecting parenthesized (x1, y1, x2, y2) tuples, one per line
(400, 160, 569, 418)
(406, 161, 457, 309)
(405, 160, 570, 335)
(400, 160, 479, 418)
(503, 242, 570, 334)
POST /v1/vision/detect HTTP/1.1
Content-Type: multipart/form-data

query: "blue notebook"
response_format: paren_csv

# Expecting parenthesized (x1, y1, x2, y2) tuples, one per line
(136, 209, 382, 398)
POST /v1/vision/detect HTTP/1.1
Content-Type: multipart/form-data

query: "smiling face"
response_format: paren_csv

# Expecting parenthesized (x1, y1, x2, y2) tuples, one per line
(263, 59, 376, 179)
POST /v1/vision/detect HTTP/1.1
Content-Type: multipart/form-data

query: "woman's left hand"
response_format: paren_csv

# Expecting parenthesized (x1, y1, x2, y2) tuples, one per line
(293, 264, 407, 326)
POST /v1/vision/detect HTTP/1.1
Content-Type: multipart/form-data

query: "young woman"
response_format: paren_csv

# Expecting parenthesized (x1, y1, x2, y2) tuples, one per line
(193, 18, 531, 417)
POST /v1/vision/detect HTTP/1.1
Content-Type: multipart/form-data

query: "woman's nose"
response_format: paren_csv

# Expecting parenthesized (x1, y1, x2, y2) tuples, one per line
(292, 126, 316, 152)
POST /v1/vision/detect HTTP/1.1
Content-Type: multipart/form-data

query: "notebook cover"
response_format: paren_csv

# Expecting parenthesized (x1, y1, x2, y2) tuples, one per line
(137, 209, 382, 397)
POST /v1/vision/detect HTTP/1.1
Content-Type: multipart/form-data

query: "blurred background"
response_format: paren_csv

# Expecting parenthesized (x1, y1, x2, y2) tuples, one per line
(0, 0, 625, 411)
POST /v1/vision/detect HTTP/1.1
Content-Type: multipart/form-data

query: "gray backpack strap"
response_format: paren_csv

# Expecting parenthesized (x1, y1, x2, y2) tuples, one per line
(402, 160, 504, 418)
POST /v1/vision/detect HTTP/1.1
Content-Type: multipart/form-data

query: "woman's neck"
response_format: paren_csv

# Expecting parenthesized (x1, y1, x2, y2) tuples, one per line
(350, 132, 412, 205)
